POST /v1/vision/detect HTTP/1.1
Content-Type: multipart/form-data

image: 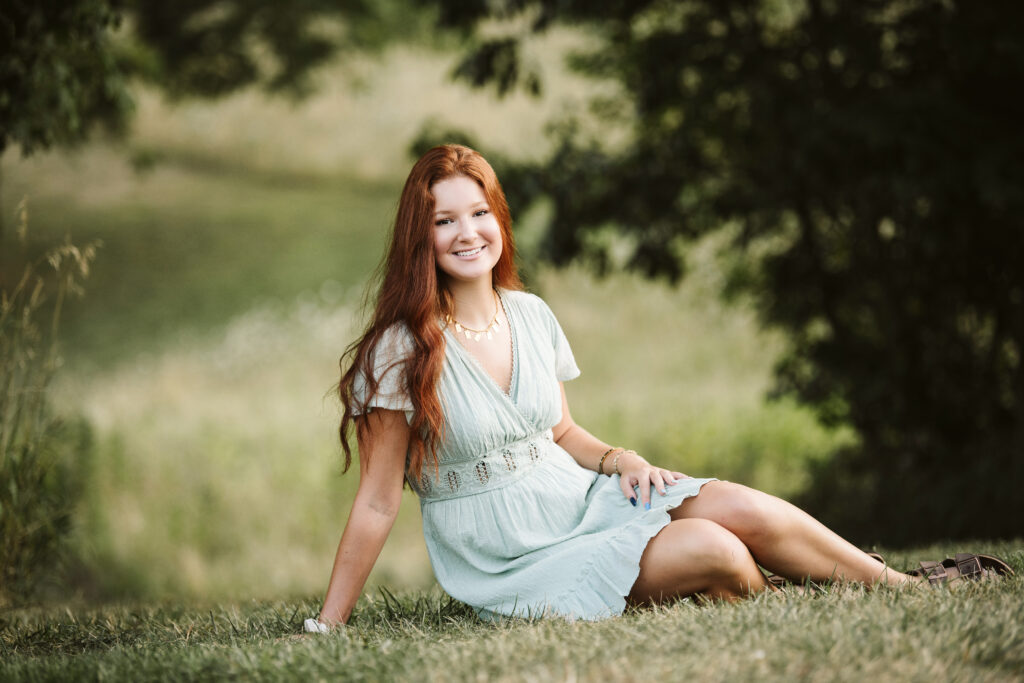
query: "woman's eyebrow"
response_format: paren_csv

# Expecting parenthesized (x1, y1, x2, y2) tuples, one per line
(434, 201, 489, 215)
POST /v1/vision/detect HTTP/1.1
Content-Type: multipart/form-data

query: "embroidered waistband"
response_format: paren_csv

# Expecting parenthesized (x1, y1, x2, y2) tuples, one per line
(411, 430, 554, 501)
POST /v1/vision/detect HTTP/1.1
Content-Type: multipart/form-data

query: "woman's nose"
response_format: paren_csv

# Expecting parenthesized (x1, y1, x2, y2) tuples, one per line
(456, 216, 476, 238)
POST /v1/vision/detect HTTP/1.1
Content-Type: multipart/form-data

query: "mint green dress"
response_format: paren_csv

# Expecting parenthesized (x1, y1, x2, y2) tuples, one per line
(354, 289, 715, 621)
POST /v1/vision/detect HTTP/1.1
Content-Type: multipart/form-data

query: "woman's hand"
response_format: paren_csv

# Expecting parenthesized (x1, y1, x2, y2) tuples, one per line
(616, 450, 690, 509)
(549, 383, 691, 509)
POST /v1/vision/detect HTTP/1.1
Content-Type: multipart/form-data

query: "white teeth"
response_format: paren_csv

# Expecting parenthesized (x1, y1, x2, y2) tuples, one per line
(454, 246, 484, 256)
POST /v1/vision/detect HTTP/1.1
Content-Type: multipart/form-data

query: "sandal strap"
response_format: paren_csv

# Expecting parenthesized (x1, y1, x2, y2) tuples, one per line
(910, 560, 948, 585)
(974, 553, 1015, 577)
(953, 553, 984, 579)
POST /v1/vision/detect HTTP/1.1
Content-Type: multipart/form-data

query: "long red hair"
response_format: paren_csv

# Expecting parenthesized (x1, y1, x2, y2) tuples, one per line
(338, 144, 523, 479)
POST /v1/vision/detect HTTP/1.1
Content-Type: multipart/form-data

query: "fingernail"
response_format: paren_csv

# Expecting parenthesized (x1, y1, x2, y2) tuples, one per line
(667, 478, 677, 484)
(644, 502, 651, 511)
(659, 489, 666, 495)
(629, 497, 636, 507)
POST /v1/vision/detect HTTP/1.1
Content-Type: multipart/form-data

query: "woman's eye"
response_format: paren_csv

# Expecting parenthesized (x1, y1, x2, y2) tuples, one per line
(435, 218, 453, 226)
(474, 209, 489, 217)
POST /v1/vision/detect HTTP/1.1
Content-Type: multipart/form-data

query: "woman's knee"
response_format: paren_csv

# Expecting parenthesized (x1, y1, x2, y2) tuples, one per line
(684, 481, 779, 544)
(632, 519, 746, 601)
(631, 519, 764, 602)
(660, 518, 756, 586)
(691, 519, 758, 582)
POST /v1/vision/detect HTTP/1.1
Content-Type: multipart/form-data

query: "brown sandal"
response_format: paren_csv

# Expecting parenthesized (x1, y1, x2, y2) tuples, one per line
(907, 552, 1015, 585)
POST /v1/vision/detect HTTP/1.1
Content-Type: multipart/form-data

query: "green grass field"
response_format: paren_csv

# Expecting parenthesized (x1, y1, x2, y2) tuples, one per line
(3, 543, 1023, 681)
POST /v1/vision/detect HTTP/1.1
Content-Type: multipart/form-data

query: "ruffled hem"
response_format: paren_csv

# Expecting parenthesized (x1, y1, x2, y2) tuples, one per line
(476, 477, 717, 622)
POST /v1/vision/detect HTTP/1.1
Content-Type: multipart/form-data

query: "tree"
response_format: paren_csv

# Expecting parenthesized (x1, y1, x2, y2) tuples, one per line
(428, 0, 1024, 543)
(0, 0, 131, 157)
(0, 0, 127, 241)
(126, 0, 404, 99)
(0, 0, 405, 157)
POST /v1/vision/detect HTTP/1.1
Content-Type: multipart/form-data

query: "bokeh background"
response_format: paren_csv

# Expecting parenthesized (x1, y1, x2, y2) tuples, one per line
(2, 1, 1021, 607)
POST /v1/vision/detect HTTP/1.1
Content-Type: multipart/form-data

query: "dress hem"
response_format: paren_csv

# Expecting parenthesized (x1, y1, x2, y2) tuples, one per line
(476, 477, 718, 622)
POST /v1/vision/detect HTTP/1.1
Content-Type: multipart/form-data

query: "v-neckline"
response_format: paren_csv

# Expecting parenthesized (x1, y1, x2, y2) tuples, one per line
(445, 289, 519, 402)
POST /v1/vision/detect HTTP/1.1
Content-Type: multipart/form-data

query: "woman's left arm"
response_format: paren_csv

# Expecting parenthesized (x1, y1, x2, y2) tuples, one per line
(550, 383, 690, 508)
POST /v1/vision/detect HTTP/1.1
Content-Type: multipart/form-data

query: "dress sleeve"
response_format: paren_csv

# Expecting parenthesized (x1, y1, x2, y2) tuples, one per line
(350, 323, 415, 415)
(538, 297, 581, 382)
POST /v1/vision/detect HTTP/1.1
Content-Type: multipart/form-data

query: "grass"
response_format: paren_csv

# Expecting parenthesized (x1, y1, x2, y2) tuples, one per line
(3, 542, 1023, 681)
(1, 146, 401, 368)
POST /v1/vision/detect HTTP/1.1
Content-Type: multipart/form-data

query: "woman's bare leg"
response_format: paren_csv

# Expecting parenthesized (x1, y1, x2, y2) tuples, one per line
(672, 481, 911, 586)
(629, 518, 771, 604)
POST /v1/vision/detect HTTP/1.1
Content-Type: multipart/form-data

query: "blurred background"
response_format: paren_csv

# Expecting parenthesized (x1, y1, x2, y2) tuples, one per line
(2, 1, 1021, 607)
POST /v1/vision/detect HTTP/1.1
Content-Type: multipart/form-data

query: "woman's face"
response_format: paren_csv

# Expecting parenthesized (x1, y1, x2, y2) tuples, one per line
(431, 175, 503, 285)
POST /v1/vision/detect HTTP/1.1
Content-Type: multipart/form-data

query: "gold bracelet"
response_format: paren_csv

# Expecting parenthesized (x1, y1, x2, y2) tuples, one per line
(614, 450, 638, 476)
(597, 447, 623, 475)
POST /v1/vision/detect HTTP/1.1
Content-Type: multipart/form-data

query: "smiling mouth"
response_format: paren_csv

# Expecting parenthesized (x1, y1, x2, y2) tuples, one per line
(453, 246, 484, 257)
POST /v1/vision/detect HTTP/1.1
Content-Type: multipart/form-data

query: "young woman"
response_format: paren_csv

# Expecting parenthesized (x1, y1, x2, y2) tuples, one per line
(306, 144, 1009, 631)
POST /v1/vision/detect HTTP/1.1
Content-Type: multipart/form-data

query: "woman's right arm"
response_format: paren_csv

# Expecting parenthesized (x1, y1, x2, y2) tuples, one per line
(317, 408, 410, 626)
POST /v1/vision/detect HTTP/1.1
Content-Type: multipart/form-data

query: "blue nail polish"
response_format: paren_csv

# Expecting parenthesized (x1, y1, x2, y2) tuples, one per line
(629, 497, 636, 507)
(644, 502, 651, 511)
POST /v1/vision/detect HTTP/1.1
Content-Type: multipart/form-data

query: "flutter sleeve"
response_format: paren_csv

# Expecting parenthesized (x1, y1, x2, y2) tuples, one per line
(350, 323, 415, 415)
(531, 294, 581, 382)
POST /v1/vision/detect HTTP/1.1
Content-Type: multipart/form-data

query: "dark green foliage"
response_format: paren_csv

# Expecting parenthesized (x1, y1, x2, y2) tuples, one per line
(0, 0, 428, 158)
(128, 0, 383, 99)
(0, 0, 132, 156)
(429, 0, 1024, 543)
(451, 37, 542, 96)
(0, 417, 92, 605)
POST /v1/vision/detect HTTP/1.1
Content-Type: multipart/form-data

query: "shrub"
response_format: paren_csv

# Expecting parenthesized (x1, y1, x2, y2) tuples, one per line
(0, 201, 98, 606)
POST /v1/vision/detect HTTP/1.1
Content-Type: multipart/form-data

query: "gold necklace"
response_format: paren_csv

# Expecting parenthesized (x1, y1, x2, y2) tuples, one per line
(447, 292, 502, 342)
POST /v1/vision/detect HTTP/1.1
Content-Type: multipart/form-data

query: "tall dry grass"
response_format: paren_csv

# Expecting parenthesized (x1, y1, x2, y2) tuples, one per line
(1, 209, 99, 605)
